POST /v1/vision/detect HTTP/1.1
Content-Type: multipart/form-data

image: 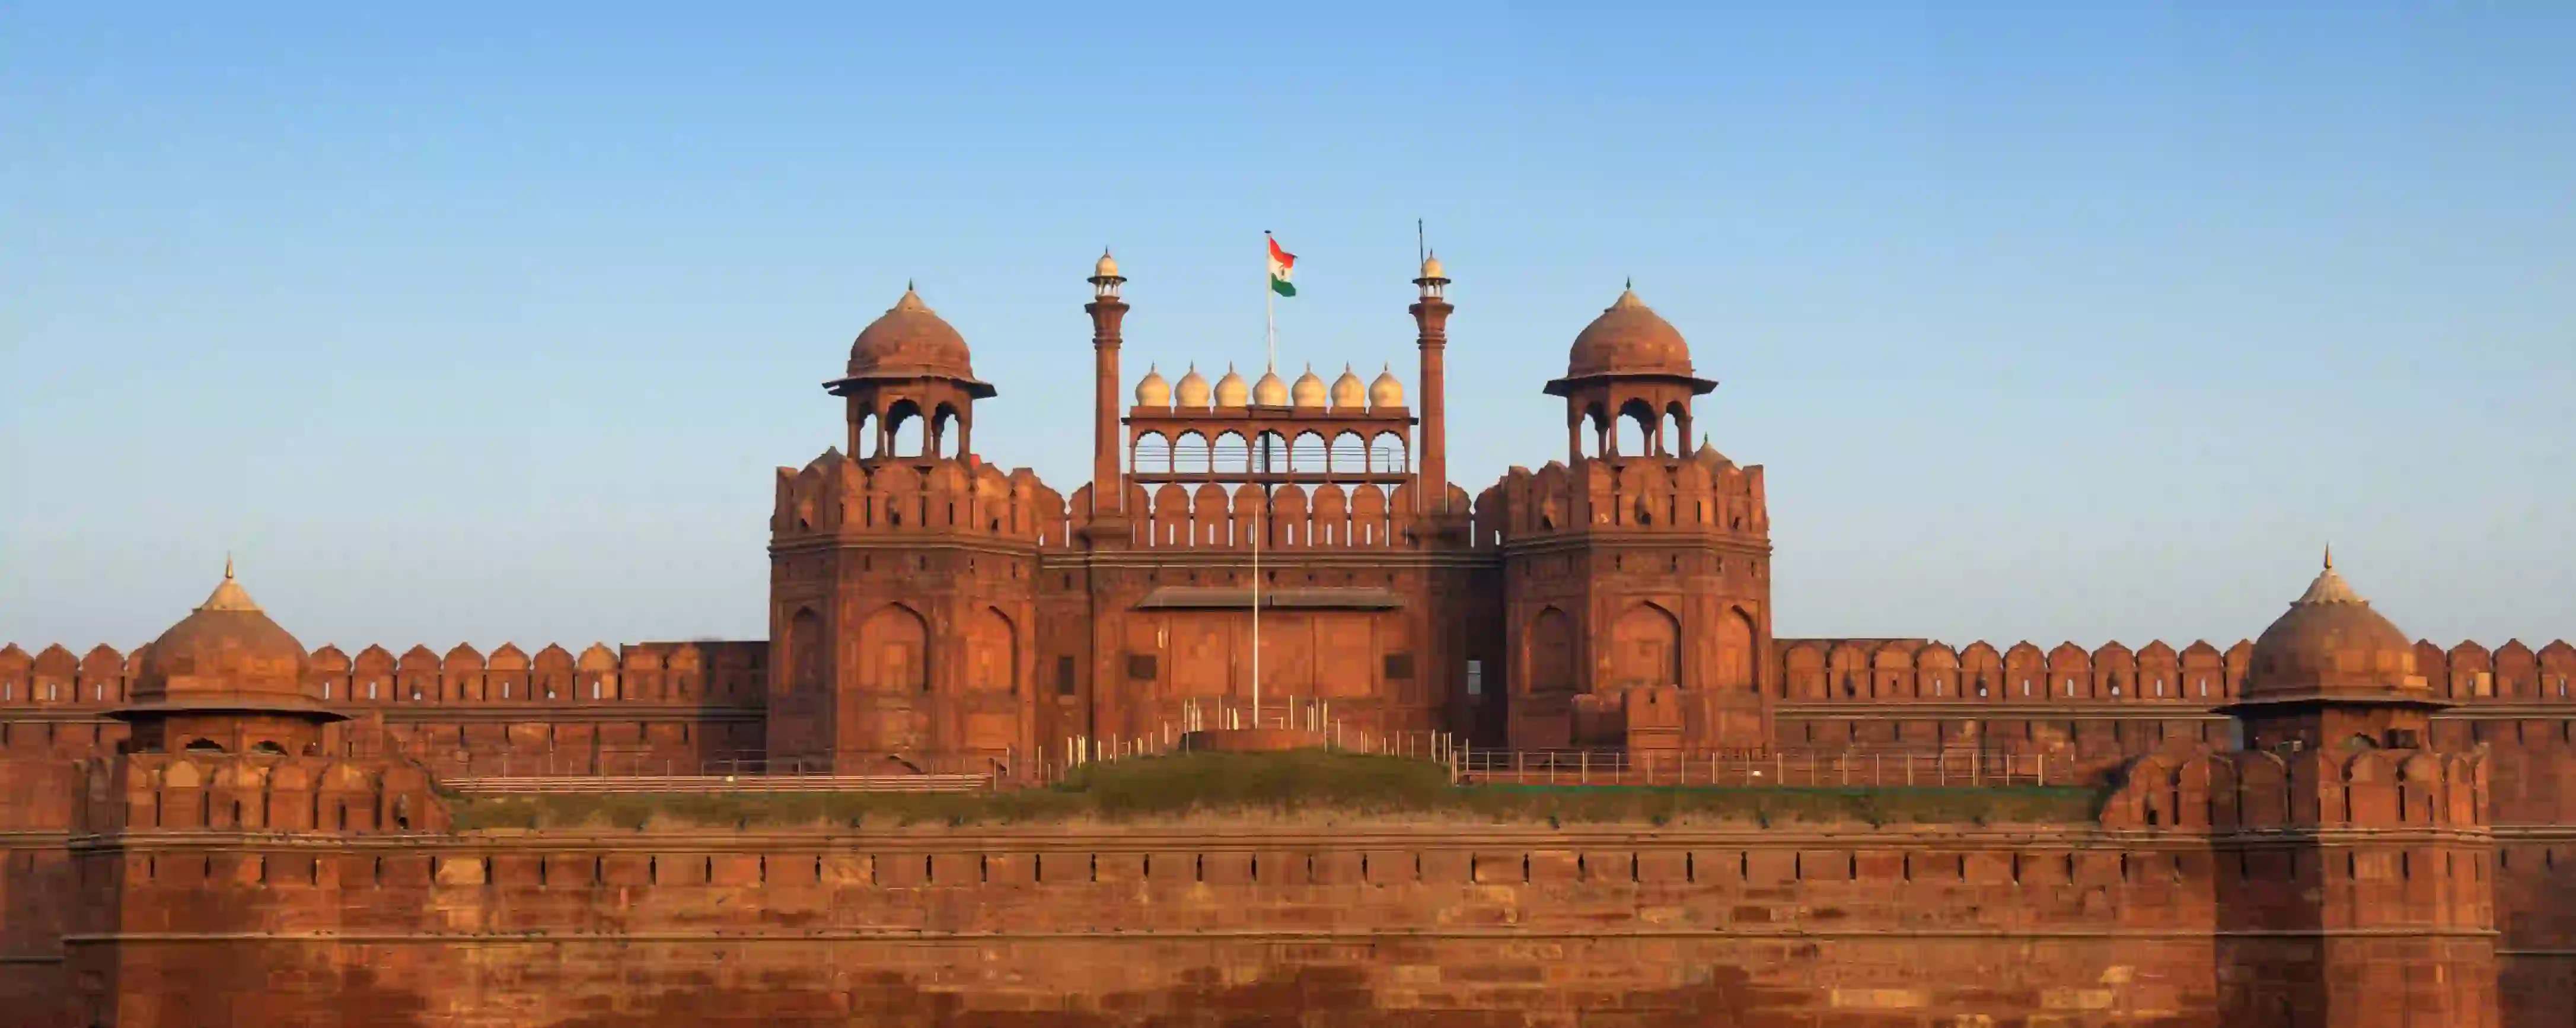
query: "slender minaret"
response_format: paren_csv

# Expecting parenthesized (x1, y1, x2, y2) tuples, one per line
(1086, 250, 1128, 517)
(1410, 253, 1452, 512)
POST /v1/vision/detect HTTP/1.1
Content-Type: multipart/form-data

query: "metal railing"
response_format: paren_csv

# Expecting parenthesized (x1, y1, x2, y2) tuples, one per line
(445, 772, 994, 795)
(1452, 749, 2064, 788)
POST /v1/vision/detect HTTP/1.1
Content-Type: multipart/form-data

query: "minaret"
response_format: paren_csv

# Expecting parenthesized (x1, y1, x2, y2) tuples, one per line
(1410, 253, 1452, 512)
(1086, 250, 1128, 518)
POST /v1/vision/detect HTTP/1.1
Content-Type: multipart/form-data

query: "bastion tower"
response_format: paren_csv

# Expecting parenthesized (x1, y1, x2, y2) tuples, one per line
(766, 288, 1052, 774)
(1477, 288, 1774, 757)
(2202, 554, 2495, 1027)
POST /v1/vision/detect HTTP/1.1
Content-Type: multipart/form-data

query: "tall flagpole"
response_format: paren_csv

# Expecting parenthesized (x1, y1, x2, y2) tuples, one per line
(1252, 231, 1268, 728)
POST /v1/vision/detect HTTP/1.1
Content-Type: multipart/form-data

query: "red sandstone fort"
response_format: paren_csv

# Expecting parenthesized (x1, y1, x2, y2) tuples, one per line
(4, 253, 2569, 1026)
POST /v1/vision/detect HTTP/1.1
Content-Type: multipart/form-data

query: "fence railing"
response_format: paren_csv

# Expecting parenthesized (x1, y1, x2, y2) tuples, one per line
(1453, 749, 2065, 788)
(444, 773, 994, 795)
(1034, 699, 1461, 785)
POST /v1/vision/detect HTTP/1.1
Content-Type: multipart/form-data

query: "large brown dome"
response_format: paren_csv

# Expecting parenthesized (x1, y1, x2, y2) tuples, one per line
(1566, 288, 1694, 378)
(130, 561, 314, 707)
(2241, 552, 2428, 702)
(847, 287, 976, 380)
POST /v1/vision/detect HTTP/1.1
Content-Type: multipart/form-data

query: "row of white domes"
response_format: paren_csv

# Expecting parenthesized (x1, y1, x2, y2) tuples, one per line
(1136, 364, 1404, 411)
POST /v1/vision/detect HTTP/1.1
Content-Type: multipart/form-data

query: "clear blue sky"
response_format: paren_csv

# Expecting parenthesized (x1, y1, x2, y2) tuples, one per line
(4, 2, 2569, 654)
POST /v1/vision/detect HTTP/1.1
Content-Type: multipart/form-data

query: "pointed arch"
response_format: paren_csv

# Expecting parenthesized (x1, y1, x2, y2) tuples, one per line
(964, 606, 1016, 694)
(786, 607, 827, 698)
(1609, 602, 1682, 690)
(1528, 607, 1578, 696)
(857, 604, 930, 694)
(1714, 605, 1758, 694)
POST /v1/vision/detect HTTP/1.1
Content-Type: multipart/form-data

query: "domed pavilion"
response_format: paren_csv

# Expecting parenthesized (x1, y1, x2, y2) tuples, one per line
(111, 559, 345, 756)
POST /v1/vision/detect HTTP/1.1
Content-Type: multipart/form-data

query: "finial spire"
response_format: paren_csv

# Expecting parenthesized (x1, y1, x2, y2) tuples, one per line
(2324, 543, 2333, 570)
(197, 556, 263, 613)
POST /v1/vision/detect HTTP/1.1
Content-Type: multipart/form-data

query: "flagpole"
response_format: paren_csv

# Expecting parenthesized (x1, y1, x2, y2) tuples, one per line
(1252, 231, 1268, 729)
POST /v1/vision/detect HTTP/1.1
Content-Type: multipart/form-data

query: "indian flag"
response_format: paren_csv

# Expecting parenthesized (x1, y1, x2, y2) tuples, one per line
(1267, 235, 1297, 297)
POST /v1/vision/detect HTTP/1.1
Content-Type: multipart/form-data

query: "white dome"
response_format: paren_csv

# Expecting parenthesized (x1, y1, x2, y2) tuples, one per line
(1252, 367, 1289, 407)
(1174, 365, 1210, 409)
(1329, 365, 1366, 410)
(1290, 366, 1327, 409)
(1134, 366, 1170, 407)
(1368, 366, 1404, 409)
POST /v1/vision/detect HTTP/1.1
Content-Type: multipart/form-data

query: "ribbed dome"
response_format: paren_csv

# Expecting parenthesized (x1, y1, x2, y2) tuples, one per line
(1252, 367, 1289, 407)
(1213, 365, 1249, 408)
(1093, 250, 1121, 279)
(1134, 365, 1171, 408)
(1290, 366, 1327, 408)
(132, 561, 310, 705)
(849, 287, 976, 380)
(1174, 365, 1211, 409)
(1566, 288, 1693, 378)
(1692, 437, 1732, 469)
(1325, 367, 1363, 410)
(1418, 253, 1446, 281)
(1369, 366, 1404, 409)
(2242, 551, 2427, 702)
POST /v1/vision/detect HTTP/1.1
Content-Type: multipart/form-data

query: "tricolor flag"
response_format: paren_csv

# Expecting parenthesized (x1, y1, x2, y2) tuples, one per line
(1267, 235, 1297, 297)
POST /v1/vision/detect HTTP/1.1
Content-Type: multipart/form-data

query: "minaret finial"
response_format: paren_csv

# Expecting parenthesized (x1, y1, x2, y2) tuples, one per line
(224, 552, 234, 580)
(1625, 276, 1633, 291)
(2324, 543, 2333, 571)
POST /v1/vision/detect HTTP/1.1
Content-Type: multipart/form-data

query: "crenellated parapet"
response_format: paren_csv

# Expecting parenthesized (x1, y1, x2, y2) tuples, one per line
(75, 751, 447, 836)
(1763, 636, 2576, 706)
(1476, 451, 1768, 544)
(771, 449, 1069, 548)
(2102, 747, 2488, 831)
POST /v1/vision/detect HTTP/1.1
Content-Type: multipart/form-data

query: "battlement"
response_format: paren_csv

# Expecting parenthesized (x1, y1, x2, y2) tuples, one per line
(2101, 749, 2489, 830)
(74, 751, 447, 835)
(771, 450, 1069, 546)
(1474, 456, 1769, 545)
(1775, 636, 2576, 706)
(0, 640, 766, 713)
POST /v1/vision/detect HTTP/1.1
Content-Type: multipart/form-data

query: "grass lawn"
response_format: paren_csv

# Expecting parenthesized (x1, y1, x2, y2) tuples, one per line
(447, 750, 2105, 831)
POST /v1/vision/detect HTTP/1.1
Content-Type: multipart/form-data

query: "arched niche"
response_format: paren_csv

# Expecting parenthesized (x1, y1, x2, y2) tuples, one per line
(858, 604, 930, 694)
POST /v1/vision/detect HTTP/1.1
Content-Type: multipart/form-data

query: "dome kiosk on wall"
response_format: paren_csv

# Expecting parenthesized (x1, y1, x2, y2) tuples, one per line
(109, 559, 347, 758)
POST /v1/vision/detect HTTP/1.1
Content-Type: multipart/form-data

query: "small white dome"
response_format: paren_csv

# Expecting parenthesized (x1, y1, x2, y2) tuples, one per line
(1134, 365, 1170, 407)
(1174, 365, 1210, 408)
(1369, 365, 1404, 409)
(1252, 367, 1290, 407)
(1290, 366, 1327, 408)
(1214, 365, 1249, 408)
(1329, 365, 1366, 410)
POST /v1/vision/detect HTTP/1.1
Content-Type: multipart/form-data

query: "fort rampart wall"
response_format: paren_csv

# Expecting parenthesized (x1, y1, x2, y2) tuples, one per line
(48, 819, 2472, 1028)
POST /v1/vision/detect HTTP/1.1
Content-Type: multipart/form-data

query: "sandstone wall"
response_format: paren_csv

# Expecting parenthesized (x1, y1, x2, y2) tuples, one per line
(69, 823, 2254, 1027)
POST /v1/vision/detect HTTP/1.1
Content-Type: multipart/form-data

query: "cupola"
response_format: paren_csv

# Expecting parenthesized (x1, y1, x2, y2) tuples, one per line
(1328, 365, 1366, 410)
(1291, 366, 1327, 409)
(1213, 365, 1249, 408)
(1369, 365, 1405, 409)
(1252, 367, 1290, 407)
(1134, 365, 1171, 408)
(1175, 365, 1212, 409)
